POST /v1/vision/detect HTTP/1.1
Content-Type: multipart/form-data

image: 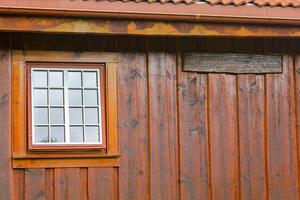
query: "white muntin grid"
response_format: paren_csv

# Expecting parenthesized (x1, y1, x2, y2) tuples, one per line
(31, 67, 103, 145)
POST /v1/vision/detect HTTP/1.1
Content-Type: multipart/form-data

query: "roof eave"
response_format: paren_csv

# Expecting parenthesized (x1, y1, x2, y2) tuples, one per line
(1, 1, 300, 25)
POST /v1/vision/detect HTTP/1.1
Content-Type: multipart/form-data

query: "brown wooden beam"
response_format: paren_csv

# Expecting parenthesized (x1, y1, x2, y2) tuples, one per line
(2, 16, 300, 37)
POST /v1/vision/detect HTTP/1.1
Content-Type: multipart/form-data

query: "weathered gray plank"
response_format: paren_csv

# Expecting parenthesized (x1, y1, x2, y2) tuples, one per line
(183, 53, 282, 74)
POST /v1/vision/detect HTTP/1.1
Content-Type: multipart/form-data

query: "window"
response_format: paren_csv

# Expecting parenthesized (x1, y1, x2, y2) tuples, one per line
(13, 51, 118, 168)
(27, 63, 106, 149)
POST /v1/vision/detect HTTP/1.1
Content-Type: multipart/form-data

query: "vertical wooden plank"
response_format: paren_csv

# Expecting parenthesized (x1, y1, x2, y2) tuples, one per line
(177, 55, 209, 200)
(88, 168, 116, 200)
(113, 167, 119, 200)
(209, 74, 239, 200)
(117, 36, 146, 52)
(45, 169, 54, 200)
(0, 50, 12, 200)
(177, 37, 207, 53)
(80, 168, 88, 200)
(24, 169, 45, 200)
(238, 75, 267, 200)
(118, 53, 149, 200)
(148, 52, 179, 200)
(106, 63, 119, 155)
(12, 59, 26, 155)
(206, 38, 235, 53)
(234, 38, 265, 55)
(54, 168, 81, 200)
(13, 169, 25, 200)
(296, 55, 300, 200)
(266, 55, 299, 200)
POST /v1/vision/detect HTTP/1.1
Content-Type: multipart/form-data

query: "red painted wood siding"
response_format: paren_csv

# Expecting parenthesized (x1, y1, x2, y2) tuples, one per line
(1, 35, 300, 200)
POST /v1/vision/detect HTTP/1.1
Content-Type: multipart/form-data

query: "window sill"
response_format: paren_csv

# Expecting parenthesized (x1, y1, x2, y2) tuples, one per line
(28, 144, 106, 151)
(12, 156, 120, 169)
(12, 154, 120, 159)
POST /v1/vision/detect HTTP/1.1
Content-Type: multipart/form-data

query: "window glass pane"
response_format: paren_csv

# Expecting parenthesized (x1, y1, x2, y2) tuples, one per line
(85, 126, 99, 142)
(50, 126, 65, 143)
(34, 108, 48, 124)
(33, 70, 47, 87)
(50, 108, 64, 124)
(85, 108, 99, 124)
(68, 71, 82, 88)
(69, 89, 82, 105)
(69, 108, 83, 124)
(84, 90, 98, 105)
(33, 89, 48, 105)
(70, 126, 83, 142)
(31, 67, 103, 145)
(34, 126, 49, 143)
(49, 89, 64, 105)
(83, 72, 97, 88)
(49, 71, 63, 87)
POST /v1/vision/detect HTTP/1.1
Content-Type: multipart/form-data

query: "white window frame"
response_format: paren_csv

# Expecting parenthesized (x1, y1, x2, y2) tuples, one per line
(31, 68, 103, 145)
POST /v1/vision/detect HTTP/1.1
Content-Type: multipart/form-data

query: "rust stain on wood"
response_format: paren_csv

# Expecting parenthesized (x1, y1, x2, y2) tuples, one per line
(2, 16, 300, 37)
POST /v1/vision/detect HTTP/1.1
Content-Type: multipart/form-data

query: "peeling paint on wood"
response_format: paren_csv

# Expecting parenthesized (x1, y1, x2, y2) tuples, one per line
(2, 16, 300, 37)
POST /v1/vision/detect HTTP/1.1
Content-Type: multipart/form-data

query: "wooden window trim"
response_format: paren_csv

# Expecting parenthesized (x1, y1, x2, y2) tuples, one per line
(12, 51, 119, 168)
(27, 62, 107, 150)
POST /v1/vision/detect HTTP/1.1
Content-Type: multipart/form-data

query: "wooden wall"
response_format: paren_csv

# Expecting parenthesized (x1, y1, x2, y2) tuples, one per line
(0, 37, 12, 200)
(1, 34, 300, 199)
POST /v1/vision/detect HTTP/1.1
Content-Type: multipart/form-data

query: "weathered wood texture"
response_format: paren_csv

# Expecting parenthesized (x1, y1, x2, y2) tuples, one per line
(0, 49, 12, 200)
(148, 52, 179, 200)
(88, 168, 117, 200)
(238, 74, 267, 200)
(265, 55, 298, 199)
(2, 35, 300, 200)
(4, 16, 300, 37)
(209, 73, 240, 200)
(12, 167, 118, 200)
(183, 53, 282, 74)
(118, 53, 149, 200)
(178, 60, 210, 200)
